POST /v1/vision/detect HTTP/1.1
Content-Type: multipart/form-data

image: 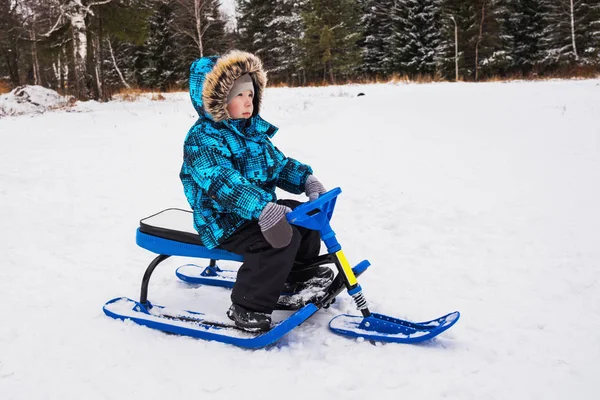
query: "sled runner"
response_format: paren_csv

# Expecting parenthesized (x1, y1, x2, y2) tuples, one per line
(103, 188, 460, 348)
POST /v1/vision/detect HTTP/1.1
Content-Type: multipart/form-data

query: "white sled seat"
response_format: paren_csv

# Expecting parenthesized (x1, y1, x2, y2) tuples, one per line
(136, 208, 243, 261)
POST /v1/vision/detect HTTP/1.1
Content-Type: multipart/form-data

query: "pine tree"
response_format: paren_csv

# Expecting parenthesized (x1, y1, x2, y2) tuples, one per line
(390, 0, 444, 77)
(236, 0, 306, 84)
(360, 0, 395, 76)
(1, 0, 24, 87)
(578, 0, 600, 64)
(475, 0, 512, 78)
(543, 0, 600, 67)
(99, 1, 150, 93)
(171, 0, 227, 58)
(300, 0, 362, 84)
(200, 1, 228, 56)
(438, 0, 505, 81)
(591, 1, 600, 64)
(265, 0, 307, 84)
(236, 0, 274, 61)
(500, 0, 547, 75)
(438, 0, 471, 80)
(140, 1, 179, 91)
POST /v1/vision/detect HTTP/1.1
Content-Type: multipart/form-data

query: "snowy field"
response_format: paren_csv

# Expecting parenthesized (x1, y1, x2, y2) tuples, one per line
(1, 79, 599, 399)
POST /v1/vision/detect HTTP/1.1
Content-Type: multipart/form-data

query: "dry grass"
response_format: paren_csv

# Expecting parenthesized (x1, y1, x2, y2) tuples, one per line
(268, 72, 452, 88)
(113, 87, 177, 101)
(108, 69, 600, 96)
(478, 67, 599, 83)
(0, 80, 12, 95)
(114, 87, 145, 102)
(267, 68, 599, 88)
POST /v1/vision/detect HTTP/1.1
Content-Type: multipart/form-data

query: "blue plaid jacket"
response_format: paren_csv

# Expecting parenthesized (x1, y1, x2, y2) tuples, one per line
(180, 55, 312, 249)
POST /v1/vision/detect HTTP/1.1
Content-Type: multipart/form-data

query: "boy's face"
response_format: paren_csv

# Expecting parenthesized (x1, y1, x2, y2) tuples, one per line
(227, 90, 254, 119)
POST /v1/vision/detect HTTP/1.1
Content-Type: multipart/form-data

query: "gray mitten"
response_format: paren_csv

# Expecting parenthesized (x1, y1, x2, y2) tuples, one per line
(258, 203, 293, 248)
(305, 175, 327, 201)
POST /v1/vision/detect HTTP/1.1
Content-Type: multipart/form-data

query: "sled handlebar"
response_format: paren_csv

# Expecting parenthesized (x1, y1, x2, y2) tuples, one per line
(287, 187, 341, 232)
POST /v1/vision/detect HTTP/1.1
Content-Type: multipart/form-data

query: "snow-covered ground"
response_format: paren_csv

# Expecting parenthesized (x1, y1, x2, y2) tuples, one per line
(1, 79, 599, 399)
(0, 85, 72, 117)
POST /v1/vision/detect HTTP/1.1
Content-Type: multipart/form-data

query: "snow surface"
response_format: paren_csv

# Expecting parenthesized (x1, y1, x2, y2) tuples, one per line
(0, 85, 72, 117)
(1, 79, 600, 399)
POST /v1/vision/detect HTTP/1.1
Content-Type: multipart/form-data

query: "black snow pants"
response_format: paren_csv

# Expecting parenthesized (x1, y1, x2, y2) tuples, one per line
(218, 199, 321, 314)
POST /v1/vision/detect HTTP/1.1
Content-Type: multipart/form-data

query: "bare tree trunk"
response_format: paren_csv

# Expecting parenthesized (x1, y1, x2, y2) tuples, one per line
(5, 50, 21, 87)
(52, 53, 66, 93)
(106, 38, 130, 89)
(29, 15, 41, 86)
(30, 30, 41, 85)
(172, 0, 213, 57)
(61, 47, 69, 92)
(475, 1, 486, 81)
(450, 16, 459, 82)
(569, 0, 579, 61)
(329, 62, 335, 85)
(41, 1, 114, 98)
(194, 0, 204, 57)
(92, 32, 103, 100)
(53, 60, 60, 88)
(70, 9, 89, 99)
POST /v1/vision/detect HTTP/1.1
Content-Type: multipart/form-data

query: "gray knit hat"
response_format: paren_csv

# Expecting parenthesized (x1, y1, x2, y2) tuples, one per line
(227, 74, 254, 104)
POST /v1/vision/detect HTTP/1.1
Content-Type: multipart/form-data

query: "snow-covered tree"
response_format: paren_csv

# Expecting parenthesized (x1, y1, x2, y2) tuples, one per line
(0, 0, 24, 87)
(300, 0, 362, 84)
(359, 0, 395, 75)
(236, 0, 307, 84)
(437, 0, 506, 80)
(98, 1, 150, 92)
(592, 1, 600, 64)
(138, 1, 179, 91)
(390, 0, 444, 77)
(265, 0, 306, 84)
(543, 0, 600, 66)
(40, 0, 114, 99)
(499, 0, 548, 75)
(438, 0, 470, 80)
(170, 0, 226, 58)
(474, 0, 511, 79)
(235, 0, 273, 56)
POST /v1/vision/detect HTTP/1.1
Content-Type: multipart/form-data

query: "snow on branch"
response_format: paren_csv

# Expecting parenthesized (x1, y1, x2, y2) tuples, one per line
(86, 0, 114, 16)
(41, 10, 66, 37)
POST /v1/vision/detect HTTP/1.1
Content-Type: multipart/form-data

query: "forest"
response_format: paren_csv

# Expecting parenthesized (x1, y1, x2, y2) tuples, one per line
(1, 0, 599, 100)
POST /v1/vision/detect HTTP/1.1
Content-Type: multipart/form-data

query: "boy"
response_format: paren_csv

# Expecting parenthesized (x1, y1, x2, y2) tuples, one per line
(180, 51, 330, 332)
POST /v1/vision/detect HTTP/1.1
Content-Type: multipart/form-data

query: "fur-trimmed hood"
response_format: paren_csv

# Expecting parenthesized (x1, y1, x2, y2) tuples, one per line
(189, 51, 267, 123)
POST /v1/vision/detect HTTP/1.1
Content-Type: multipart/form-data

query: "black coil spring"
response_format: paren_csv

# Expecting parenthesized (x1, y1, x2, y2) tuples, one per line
(351, 291, 369, 310)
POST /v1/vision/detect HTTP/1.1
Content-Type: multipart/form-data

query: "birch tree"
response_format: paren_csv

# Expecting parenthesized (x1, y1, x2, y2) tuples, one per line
(543, 0, 598, 66)
(171, 0, 225, 57)
(43, 0, 114, 99)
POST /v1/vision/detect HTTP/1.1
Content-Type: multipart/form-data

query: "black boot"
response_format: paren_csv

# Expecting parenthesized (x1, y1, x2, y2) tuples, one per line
(282, 265, 335, 294)
(227, 303, 272, 332)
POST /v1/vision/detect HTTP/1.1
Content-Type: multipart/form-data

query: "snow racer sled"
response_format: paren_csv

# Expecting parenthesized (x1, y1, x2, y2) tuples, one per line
(103, 188, 460, 349)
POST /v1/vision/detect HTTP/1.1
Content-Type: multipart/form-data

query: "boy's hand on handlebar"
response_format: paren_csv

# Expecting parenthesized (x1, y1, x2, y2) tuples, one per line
(258, 203, 293, 248)
(305, 175, 327, 201)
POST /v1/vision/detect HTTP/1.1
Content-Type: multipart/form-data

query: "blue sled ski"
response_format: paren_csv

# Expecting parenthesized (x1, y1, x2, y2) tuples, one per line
(329, 311, 460, 344)
(103, 297, 319, 349)
(176, 263, 236, 288)
(104, 187, 459, 348)
(104, 261, 370, 349)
